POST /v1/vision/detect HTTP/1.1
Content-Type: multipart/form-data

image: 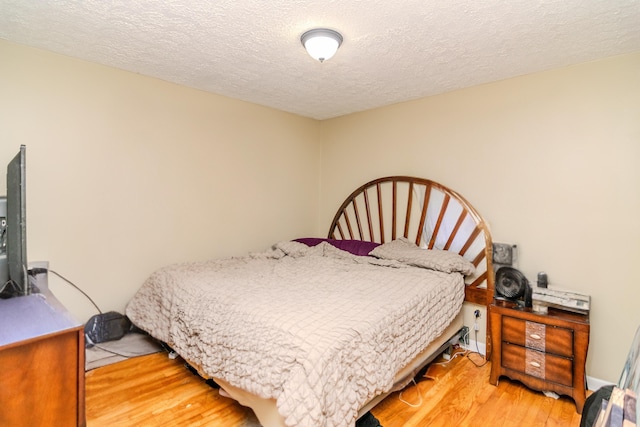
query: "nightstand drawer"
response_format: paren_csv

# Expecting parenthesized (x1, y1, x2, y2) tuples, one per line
(502, 342, 573, 387)
(502, 316, 574, 357)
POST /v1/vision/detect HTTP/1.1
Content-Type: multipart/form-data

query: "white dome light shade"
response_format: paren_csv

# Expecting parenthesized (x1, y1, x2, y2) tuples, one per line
(301, 29, 343, 62)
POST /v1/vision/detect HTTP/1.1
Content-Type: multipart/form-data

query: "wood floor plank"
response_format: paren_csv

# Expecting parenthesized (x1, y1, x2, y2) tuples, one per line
(85, 349, 584, 426)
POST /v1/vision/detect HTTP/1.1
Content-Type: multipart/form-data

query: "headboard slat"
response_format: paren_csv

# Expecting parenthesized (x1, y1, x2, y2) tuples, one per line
(459, 226, 482, 257)
(472, 248, 486, 268)
(352, 199, 364, 241)
(428, 194, 450, 249)
(415, 184, 431, 246)
(344, 205, 356, 239)
(364, 189, 374, 242)
(376, 183, 385, 243)
(392, 181, 398, 241)
(443, 210, 468, 251)
(404, 182, 414, 240)
(335, 221, 345, 240)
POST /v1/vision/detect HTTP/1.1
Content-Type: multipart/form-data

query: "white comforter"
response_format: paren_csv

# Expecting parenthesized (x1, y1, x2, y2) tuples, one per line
(126, 239, 471, 427)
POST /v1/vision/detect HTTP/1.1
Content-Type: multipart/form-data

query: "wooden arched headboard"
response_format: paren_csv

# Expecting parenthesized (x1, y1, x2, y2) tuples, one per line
(328, 176, 495, 357)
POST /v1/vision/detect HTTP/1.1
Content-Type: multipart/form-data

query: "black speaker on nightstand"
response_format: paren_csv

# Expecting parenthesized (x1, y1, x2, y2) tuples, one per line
(495, 266, 532, 308)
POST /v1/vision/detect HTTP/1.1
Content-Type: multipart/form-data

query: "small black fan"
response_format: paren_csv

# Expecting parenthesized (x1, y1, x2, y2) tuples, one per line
(495, 266, 532, 307)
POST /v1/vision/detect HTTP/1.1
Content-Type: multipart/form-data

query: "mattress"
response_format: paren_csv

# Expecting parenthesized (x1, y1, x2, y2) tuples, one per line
(126, 239, 472, 427)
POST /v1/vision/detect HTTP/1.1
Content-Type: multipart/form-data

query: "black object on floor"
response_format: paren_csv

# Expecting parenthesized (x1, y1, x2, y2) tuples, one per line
(356, 411, 382, 427)
(580, 385, 614, 427)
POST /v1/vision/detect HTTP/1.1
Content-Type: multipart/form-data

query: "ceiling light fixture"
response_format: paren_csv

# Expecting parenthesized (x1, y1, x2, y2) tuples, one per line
(300, 28, 343, 63)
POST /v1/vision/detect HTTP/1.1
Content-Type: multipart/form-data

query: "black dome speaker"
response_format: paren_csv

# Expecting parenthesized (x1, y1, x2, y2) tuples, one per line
(495, 266, 532, 308)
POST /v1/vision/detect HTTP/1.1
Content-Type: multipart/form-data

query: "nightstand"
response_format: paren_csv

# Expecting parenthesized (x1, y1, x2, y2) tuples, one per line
(489, 299, 590, 413)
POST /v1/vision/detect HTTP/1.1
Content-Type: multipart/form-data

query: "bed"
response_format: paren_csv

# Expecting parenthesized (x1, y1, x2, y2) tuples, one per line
(126, 176, 495, 427)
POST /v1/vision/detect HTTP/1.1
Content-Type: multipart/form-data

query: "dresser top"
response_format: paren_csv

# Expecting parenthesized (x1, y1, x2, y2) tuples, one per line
(0, 291, 81, 346)
(492, 299, 590, 325)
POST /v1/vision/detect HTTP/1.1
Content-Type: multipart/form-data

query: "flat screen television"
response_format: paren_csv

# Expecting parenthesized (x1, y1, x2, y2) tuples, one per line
(0, 145, 28, 297)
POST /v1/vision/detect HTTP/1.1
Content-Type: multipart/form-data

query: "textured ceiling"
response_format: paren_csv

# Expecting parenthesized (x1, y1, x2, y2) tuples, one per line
(1, 0, 639, 120)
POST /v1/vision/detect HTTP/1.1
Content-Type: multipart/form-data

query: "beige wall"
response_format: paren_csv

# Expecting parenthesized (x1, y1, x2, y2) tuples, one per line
(319, 52, 640, 382)
(0, 40, 321, 322)
(2, 39, 638, 384)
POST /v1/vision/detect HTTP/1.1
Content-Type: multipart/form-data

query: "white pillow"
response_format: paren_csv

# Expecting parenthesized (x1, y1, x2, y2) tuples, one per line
(369, 237, 475, 275)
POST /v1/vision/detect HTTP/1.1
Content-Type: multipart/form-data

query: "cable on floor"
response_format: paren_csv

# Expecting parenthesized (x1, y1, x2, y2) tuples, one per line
(398, 378, 423, 408)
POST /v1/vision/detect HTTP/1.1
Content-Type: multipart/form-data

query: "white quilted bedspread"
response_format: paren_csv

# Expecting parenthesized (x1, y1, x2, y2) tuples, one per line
(126, 240, 469, 427)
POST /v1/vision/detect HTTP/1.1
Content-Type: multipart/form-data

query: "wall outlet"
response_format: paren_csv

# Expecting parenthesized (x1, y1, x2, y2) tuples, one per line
(28, 260, 49, 292)
(460, 326, 470, 346)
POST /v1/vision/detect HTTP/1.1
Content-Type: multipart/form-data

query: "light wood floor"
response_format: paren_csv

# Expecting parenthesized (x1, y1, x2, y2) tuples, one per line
(85, 350, 583, 426)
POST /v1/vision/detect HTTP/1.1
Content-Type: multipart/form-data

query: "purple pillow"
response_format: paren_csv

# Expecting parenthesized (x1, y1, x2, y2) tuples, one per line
(294, 238, 380, 256)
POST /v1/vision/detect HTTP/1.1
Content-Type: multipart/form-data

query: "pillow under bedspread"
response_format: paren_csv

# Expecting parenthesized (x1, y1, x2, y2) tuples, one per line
(126, 241, 466, 427)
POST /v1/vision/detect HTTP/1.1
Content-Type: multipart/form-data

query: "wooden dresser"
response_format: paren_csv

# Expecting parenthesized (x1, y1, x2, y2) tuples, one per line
(489, 299, 590, 413)
(0, 291, 85, 426)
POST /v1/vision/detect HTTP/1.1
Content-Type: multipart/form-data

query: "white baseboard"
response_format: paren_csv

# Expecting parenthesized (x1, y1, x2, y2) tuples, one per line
(463, 339, 486, 356)
(587, 376, 614, 391)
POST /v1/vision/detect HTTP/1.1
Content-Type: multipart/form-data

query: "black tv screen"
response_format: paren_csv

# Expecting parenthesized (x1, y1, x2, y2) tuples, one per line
(6, 145, 27, 296)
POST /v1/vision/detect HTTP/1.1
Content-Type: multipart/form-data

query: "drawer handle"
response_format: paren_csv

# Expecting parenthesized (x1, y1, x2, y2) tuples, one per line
(530, 361, 541, 368)
(529, 333, 542, 340)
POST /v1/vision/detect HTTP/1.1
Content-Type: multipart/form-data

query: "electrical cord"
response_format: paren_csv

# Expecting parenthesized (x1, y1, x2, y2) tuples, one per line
(432, 348, 467, 367)
(466, 327, 489, 367)
(397, 325, 489, 409)
(398, 378, 424, 408)
(29, 267, 103, 314)
(460, 326, 470, 348)
(398, 344, 469, 408)
(91, 342, 152, 358)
